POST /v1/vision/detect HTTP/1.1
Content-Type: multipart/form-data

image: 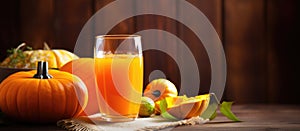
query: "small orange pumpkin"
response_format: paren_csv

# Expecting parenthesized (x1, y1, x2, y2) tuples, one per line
(143, 79, 178, 113)
(60, 58, 99, 116)
(0, 61, 88, 123)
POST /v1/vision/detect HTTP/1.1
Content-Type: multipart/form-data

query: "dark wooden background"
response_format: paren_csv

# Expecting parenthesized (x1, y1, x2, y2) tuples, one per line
(0, 0, 299, 104)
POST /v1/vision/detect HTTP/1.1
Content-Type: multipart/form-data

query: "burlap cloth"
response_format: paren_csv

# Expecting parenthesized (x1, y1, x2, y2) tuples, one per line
(57, 114, 209, 131)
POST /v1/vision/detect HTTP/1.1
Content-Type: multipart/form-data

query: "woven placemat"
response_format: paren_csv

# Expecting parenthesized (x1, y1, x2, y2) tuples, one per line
(57, 114, 209, 131)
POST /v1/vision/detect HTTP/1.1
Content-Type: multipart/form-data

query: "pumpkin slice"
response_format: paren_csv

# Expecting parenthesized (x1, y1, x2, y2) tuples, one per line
(159, 94, 210, 120)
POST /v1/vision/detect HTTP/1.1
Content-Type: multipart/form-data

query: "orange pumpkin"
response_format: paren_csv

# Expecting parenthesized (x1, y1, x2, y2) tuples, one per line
(0, 61, 88, 123)
(160, 94, 210, 120)
(60, 58, 99, 116)
(143, 79, 178, 113)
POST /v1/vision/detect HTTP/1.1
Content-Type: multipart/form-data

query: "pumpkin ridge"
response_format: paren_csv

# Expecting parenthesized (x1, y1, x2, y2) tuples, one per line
(192, 100, 203, 117)
(26, 79, 39, 122)
(62, 78, 79, 118)
(37, 79, 41, 121)
(1, 80, 14, 117)
(7, 80, 22, 119)
(61, 80, 77, 117)
(15, 79, 26, 120)
(20, 79, 33, 121)
(3, 81, 13, 113)
(44, 79, 54, 121)
(49, 80, 54, 118)
(51, 50, 62, 68)
(50, 78, 64, 119)
(186, 101, 201, 118)
(61, 80, 69, 118)
(198, 99, 208, 115)
(55, 78, 69, 119)
(52, 50, 78, 68)
(0, 79, 9, 111)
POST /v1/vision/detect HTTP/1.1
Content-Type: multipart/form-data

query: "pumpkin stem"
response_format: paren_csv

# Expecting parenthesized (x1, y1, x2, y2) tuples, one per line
(43, 42, 51, 50)
(16, 43, 26, 51)
(33, 62, 43, 79)
(42, 61, 53, 79)
(14, 43, 26, 54)
(33, 61, 53, 79)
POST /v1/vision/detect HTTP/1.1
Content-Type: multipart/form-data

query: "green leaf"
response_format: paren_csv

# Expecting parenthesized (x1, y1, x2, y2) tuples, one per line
(220, 101, 241, 122)
(26, 46, 33, 50)
(159, 99, 178, 120)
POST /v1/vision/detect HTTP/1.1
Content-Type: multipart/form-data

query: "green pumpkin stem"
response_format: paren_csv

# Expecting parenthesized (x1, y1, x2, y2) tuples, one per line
(33, 61, 53, 79)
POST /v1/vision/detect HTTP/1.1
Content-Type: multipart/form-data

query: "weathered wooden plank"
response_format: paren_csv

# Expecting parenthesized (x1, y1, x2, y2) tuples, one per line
(266, 0, 300, 104)
(54, 0, 94, 52)
(186, 0, 223, 37)
(134, 1, 180, 90)
(0, 1, 20, 61)
(224, 0, 267, 103)
(19, 0, 55, 49)
(174, 105, 300, 130)
(177, 0, 223, 95)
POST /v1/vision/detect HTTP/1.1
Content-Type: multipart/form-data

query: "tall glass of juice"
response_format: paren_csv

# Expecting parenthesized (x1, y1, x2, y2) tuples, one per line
(94, 35, 143, 122)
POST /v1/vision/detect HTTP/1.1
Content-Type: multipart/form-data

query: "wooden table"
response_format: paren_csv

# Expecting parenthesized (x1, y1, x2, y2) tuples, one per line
(1, 104, 300, 131)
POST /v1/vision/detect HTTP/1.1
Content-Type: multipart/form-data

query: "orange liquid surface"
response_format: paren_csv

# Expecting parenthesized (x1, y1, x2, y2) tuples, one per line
(95, 55, 143, 117)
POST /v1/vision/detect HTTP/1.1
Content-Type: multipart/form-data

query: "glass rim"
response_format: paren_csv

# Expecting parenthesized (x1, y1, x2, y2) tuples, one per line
(96, 34, 141, 39)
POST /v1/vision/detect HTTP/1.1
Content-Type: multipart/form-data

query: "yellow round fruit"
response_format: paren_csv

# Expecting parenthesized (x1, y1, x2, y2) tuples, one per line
(139, 97, 155, 117)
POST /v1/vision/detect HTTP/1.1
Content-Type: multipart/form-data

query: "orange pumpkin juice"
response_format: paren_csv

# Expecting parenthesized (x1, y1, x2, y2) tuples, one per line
(94, 54, 143, 118)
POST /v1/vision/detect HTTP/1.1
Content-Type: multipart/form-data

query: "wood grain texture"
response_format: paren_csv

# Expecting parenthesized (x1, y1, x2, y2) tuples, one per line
(180, 0, 223, 95)
(174, 105, 300, 130)
(134, 1, 181, 92)
(19, 0, 55, 49)
(54, 0, 94, 52)
(0, 0, 20, 61)
(266, 0, 300, 104)
(1, 105, 300, 130)
(224, 0, 268, 103)
(186, 0, 223, 38)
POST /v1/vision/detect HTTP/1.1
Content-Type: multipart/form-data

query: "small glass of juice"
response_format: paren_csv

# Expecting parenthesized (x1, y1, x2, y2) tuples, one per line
(94, 35, 143, 122)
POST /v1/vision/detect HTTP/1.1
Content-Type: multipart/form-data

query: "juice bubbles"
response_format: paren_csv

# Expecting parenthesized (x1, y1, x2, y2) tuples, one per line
(95, 54, 143, 120)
